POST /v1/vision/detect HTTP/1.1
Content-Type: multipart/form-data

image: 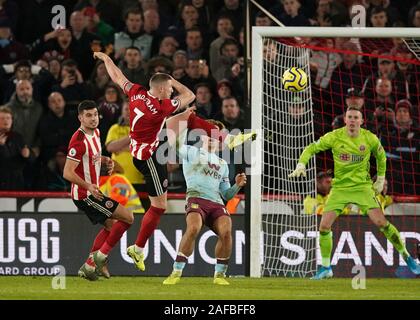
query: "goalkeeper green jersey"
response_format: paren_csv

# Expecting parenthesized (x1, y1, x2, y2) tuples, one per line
(299, 127, 386, 189)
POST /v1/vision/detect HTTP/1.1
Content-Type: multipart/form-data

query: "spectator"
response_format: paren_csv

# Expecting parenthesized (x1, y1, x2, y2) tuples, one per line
(145, 56, 174, 81)
(382, 99, 419, 195)
(365, 1, 401, 27)
(68, 10, 102, 79)
(0, 0, 18, 34)
(105, 102, 145, 190)
(74, 0, 123, 30)
(6, 80, 43, 149)
(191, 0, 213, 30)
(51, 59, 91, 110)
(329, 41, 367, 117)
(371, 78, 396, 136)
(171, 3, 200, 45)
(369, 6, 389, 27)
(38, 92, 78, 165)
(144, 8, 164, 56)
(212, 38, 240, 82)
(36, 146, 71, 191)
(179, 58, 216, 92)
(372, 174, 393, 210)
(217, 96, 244, 131)
(29, 28, 73, 63)
(98, 84, 124, 147)
(1, 59, 55, 106)
(114, 8, 153, 61)
(157, 35, 179, 60)
(209, 15, 235, 76)
(173, 49, 188, 70)
(184, 27, 208, 61)
(361, 8, 394, 52)
(390, 44, 420, 109)
(255, 11, 273, 26)
(216, 95, 244, 183)
(42, 51, 64, 81)
(303, 170, 333, 215)
(363, 55, 408, 102)
(87, 60, 111, 101)
(214, 0, 243, 38)
(278, 0, 310, 26)
(216, 78, 233, 101)
(409, 4, 420, 27)
(0, 17, 29, 64)
(194, 82, 217, 119)
(118, 46, 147, 86)
(309, 0, 332, 27)
(310, 38, 342, 89)
(82, 6, 115, 46)
(0, 106, 32, 190)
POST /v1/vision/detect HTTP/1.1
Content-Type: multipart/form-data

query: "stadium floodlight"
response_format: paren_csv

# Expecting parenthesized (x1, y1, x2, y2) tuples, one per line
(250, 27, 420, 278)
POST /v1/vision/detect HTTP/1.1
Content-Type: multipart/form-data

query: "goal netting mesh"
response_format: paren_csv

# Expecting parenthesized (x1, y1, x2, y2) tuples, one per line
(261, 38, 317, 277)
(258, 35, 420, 278)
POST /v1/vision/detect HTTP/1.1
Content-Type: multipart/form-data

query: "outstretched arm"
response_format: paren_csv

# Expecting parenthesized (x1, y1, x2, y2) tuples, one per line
(289, 131, 334, 178)
(170, 77, 195, 111)
(93, 52, 131, 92)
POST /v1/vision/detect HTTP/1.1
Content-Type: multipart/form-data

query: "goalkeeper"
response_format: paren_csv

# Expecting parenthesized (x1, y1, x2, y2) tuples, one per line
(290, 106, 420, 279)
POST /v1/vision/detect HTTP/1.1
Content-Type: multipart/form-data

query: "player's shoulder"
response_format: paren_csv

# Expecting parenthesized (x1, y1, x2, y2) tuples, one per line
(70, 128, 85, 143)
(126, 83, 146, 96)
(361, 128, 379, 140)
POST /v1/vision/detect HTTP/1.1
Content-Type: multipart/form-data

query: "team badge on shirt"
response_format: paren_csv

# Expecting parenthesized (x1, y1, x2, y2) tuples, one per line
(359, 145, 366, 152)
(105, 200, 114, 209)
(69, 148, 76, 157)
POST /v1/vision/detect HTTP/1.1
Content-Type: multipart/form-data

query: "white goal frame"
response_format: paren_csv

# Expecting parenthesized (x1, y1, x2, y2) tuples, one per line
(250, 26, 420, 278)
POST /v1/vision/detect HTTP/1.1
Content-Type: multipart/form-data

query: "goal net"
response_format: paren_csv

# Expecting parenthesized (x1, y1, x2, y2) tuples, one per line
(251, 27, 420, 278)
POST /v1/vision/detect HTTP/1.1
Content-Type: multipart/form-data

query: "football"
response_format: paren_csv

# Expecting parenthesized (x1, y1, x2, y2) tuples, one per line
(282, 67, 308, 92)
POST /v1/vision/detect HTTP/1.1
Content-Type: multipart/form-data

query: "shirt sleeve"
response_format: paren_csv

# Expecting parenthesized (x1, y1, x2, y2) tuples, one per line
(161, 98, 181, 116)
(124, 83, 142, 96)
(370, 132, 387, 177)
(299, 131, 335, 165)
(105, 125, 117, 146)
(67, 139, 86, 163)
(219, 164, 241, 201)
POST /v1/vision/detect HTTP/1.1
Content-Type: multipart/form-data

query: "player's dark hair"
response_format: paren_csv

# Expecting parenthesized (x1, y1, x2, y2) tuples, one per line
(125, 46, 141, 54)
(124, 7, 143, 20)
(149, 73, 172, 86)
(78, 100, 98, 114)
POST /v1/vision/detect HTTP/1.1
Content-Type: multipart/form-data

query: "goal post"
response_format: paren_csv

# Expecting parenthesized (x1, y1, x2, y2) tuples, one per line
(250, 27, 420, 278)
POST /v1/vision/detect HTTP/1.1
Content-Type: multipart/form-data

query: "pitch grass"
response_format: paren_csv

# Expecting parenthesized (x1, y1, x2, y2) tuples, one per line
(0, 277, 419, 300)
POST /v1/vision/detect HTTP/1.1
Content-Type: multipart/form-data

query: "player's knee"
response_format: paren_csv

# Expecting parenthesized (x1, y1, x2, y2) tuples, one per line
(186, 224, 201, 236)
(126, 214, 134, 225)
(219, 229, 232, 243)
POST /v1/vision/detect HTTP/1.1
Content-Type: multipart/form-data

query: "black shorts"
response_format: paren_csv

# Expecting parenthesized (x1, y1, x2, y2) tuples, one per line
(73, 195, 119, 225)
(133, 150, 168, 197)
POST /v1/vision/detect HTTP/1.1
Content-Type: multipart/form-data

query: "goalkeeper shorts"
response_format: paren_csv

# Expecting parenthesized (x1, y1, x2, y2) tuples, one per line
(323, 186, 381, 215)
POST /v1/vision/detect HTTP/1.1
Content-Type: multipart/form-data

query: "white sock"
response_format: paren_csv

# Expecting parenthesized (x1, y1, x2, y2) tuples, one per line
(134, 245, 143, 254)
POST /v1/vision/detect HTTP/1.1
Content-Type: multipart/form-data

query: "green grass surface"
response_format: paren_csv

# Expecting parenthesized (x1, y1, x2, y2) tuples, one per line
(0, 276, 419, 300)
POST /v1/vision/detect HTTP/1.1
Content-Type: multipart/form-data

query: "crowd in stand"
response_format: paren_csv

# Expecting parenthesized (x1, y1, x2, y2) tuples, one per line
(0, 0, 419, 196)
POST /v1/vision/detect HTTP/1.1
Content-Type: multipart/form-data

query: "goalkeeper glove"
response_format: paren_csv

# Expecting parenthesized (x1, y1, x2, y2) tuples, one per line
(373, 176, 385, 194)
(289, 163, 306, 178)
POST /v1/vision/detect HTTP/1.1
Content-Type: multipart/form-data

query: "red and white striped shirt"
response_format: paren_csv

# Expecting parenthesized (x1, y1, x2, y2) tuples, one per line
(124, 82, 180, 160)
(67, 128, 102, 200)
